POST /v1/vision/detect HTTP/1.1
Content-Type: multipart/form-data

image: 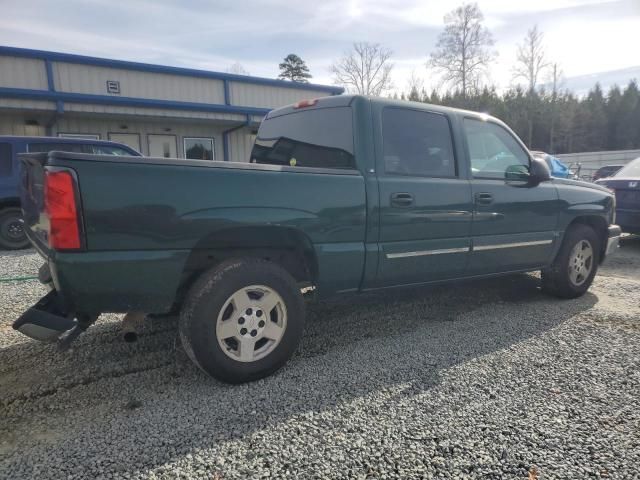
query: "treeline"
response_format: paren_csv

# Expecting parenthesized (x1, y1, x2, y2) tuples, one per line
(397, 81, 640, 155)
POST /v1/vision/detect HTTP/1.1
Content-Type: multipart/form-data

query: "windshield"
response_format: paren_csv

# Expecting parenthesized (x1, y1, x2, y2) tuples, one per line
(614, 158, 640, 177)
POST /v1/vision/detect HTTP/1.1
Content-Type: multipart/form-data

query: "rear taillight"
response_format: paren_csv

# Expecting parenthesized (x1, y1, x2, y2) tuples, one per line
(44, 169, 81, 250)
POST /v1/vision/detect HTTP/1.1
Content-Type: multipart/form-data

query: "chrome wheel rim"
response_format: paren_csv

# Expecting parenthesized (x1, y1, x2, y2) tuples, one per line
(216, 285, 287, 363)
(568, 239, 593, 286)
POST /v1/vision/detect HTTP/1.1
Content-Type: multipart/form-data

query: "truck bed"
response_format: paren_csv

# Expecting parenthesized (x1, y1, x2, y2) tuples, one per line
(20, 151, 367, 313)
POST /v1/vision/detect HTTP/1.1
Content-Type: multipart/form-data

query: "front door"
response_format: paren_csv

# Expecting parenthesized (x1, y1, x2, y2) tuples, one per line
(463, 117, 559, 275)
(148, 134, 177, 158)
(375, 107, 473, 287)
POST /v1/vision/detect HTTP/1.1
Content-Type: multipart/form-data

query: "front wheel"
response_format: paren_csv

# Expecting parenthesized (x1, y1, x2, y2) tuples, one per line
(541, 224, 600, 299)
(0, 208, 30, 250)
(179, 258, 305, 383)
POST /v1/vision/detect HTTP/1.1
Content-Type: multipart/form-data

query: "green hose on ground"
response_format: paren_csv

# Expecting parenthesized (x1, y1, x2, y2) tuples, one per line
(0, 276, 38, 283)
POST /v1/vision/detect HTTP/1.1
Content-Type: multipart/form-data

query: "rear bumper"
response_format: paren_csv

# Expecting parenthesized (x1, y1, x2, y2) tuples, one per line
(605, 224, 621, 257)
(615, 209, 640, 234)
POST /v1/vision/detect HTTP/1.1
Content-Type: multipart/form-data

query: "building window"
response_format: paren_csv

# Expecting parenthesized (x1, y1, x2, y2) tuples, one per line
(58, 133, 100, 140)
(184, 137, 215, 160)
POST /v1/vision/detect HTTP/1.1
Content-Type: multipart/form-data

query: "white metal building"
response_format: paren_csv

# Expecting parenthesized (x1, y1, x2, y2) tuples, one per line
(557, 149, 640, 178)
(0, 46, 343, 161)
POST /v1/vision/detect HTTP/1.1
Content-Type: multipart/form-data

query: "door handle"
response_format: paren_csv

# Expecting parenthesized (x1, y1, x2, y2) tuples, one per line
(391, 192, 414, 207)
(474, 192, 493, 205)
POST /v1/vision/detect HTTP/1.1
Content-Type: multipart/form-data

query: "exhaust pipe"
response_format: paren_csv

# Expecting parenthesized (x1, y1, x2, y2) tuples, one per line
(122, 312, 145, 343)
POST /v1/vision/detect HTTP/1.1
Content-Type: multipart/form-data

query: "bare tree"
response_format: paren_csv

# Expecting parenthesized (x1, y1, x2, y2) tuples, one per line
(330, 42, 394, 96)
(549, 62, 564, 153)
(428, 3, 496, 97)
(513, 25, 550, 92)
(406, 70, 424, 101)
(227, 62, 250, 76)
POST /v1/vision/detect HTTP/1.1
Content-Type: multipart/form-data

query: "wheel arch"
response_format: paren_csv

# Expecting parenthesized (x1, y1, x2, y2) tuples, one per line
(175, 225, 319, 308)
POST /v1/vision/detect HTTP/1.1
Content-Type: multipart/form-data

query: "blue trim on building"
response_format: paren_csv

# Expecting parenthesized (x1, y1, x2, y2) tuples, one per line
(44, 59, 55, 91)
(44, 58, 65, 114)
(0, 87, 272, 116)
(0, 45, 344, 94)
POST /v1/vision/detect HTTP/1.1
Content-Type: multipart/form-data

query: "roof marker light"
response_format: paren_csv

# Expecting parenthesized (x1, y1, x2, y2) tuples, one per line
(294, 99, 318, 109)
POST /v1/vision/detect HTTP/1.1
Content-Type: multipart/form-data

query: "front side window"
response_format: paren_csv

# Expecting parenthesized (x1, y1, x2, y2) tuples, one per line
(184, 138, 215, 160)
(251, 107, 355, 169)
(464, 118, 530, 179)
(382, 108, 456, 177)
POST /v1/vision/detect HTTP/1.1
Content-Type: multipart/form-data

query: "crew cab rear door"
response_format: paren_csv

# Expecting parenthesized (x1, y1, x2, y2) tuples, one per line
(373, 105, 473, 287)
(463, 117, 559, 274)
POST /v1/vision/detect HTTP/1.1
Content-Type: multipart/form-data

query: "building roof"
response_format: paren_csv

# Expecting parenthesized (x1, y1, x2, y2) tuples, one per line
(0, 46, 343, 94)
(0, 46, 344, 120)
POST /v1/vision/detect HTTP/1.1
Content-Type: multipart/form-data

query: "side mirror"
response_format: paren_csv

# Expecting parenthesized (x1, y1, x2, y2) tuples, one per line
(529, 156, 551, 185)
(505, 164, 530, 182)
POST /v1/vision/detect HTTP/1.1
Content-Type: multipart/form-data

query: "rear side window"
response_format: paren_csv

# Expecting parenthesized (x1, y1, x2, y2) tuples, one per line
(27, 143, 88, 154)
(251, 107, 355, 169)
(90, 145, 134, 156)
(382, 108, 456, 177)
(0, 142, 12, 177)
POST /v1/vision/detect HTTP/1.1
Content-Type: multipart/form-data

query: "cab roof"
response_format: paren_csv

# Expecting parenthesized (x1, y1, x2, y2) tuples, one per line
(265, 94, 502, 125)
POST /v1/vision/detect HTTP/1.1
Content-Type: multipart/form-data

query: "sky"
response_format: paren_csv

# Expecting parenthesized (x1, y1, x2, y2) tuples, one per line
(0, 0, 639, 94)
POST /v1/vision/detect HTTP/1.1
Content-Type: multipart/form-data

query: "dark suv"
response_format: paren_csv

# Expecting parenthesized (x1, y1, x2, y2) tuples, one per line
(1, 136, 140, 249)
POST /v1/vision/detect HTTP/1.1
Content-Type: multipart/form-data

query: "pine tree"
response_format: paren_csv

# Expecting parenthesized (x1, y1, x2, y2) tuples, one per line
(605, 85, 622, 150)
(278, 54, 312, 83)
(616, 81, 640, 149)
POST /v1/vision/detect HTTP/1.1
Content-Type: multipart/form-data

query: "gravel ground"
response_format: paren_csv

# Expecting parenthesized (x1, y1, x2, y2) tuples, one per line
(1, 238, 639, 479)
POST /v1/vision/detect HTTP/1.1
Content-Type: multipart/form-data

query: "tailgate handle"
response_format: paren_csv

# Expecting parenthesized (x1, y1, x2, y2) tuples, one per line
(391, 192, 414, 207)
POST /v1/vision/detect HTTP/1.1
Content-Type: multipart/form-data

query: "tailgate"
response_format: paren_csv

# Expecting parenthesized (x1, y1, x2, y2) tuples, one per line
(19, 152, 51, 254)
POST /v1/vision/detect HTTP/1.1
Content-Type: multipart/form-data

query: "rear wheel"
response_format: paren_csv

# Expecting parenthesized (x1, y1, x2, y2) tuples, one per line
(541, 224, 600, 298)
(179, 258, 305, 383)
(0, 207, 29, 250)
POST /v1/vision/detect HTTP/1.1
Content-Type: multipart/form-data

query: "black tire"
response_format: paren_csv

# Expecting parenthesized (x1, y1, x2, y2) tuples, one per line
(541, 224, 601, 299)
(0, 207, 29, 250)
(179, 258, 305, 383)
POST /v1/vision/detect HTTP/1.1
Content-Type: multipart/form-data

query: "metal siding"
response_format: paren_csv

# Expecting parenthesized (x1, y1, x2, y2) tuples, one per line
(0, 56, 48, 90)
(53, 62, 226, 104)
(0, 114, 47, 136)
(229, 82, 334, 109)
(63, 102, 246, 122)
(52, 117, 225, 158)
(228, 128, 255, 163)
(0, 98, 55, 111)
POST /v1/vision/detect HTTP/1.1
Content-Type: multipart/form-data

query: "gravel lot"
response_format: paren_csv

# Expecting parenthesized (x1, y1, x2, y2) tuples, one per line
(1, 238, 639, 479)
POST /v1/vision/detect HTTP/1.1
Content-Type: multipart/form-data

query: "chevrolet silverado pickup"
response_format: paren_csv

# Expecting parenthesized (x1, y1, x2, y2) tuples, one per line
(15, 95, 621, 383)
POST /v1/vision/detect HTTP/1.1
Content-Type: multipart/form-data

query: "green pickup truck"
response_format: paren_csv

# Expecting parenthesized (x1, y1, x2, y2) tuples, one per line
(16, 95, 620, 383)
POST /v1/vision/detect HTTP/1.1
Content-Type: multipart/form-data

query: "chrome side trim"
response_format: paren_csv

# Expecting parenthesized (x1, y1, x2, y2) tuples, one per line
(473, 239, 553, 251)
(386, 247, 469, 259)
